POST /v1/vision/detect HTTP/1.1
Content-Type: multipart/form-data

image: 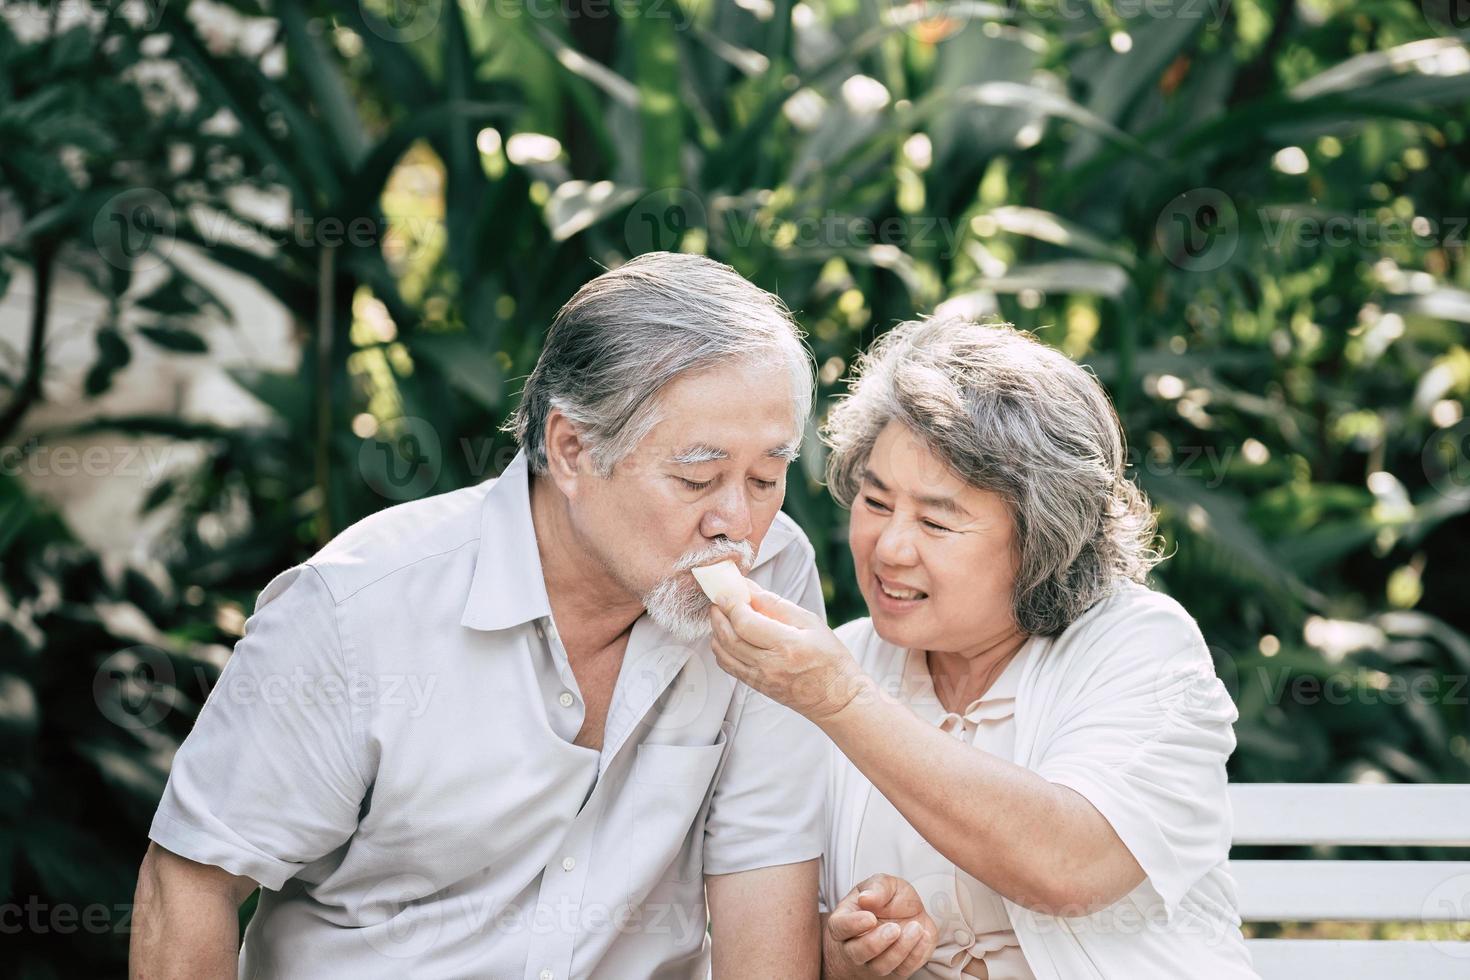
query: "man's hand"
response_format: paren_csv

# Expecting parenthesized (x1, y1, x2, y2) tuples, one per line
(824, 874, 937, 979)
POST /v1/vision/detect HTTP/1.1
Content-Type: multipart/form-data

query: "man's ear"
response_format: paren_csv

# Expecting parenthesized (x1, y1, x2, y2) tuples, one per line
(542, 409, 588, 498)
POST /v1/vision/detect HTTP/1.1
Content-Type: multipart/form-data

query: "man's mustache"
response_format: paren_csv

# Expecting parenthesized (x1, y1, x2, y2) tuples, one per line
(671, 541, 755, 577)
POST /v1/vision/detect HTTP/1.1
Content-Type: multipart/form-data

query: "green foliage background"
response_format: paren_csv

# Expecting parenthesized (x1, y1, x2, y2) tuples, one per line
(1, 0, 1469, 972)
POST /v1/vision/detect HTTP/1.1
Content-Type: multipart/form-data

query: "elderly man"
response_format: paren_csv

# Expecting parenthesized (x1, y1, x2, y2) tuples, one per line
(130, 252, 827, 979)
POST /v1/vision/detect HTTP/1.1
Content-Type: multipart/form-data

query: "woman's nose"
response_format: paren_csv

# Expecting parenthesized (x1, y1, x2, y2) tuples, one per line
(873, 518, 918, 566)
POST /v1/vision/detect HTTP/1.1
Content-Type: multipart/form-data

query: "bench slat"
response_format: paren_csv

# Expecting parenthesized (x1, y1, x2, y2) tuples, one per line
(1234, 860, 1470, 920)
(1247, 939, 1470, 978)
(1230, 784, 1470, 846)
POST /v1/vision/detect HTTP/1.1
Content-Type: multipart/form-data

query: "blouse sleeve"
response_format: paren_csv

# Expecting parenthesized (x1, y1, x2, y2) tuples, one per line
(1030, 589, 1239, 922)
(820, 619, 882, 916)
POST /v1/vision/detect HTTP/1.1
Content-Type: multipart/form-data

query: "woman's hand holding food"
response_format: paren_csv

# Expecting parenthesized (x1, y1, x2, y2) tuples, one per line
(706, 575, 869, 724)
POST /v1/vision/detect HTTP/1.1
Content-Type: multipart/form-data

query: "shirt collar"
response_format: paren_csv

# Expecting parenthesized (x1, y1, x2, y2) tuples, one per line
(979, 638, 1032, 703)
(460, 448, 553, 632)
(460, 447, 801, 633)
(901, 637, 1034, 722)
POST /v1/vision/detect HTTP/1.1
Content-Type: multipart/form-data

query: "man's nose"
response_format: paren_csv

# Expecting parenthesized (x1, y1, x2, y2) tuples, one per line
(702, 484, 754, 542)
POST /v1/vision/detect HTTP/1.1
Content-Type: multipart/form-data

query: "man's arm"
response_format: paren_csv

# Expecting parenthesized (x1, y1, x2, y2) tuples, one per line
(133, 566, 366, 976)
(130, 843, 259, 980)
(707, 859, 820, 980)
(702, 533, 827, 976)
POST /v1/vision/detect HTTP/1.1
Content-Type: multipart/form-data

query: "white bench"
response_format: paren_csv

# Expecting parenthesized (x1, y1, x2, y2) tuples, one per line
(1230, 783, 1470, 978)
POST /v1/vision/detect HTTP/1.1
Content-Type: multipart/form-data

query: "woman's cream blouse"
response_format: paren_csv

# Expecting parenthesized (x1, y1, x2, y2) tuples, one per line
(850, 641, 1038, 979)
(821, 581, 1260, 980)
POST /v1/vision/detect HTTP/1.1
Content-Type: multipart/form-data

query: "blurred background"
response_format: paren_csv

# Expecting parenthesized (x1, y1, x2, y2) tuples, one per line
(1, 0, 1468, 973)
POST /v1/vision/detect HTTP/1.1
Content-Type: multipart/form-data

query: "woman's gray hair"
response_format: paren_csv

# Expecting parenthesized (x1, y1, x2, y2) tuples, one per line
(508, 252, 814, 476)
(824, 316, 1162, 636)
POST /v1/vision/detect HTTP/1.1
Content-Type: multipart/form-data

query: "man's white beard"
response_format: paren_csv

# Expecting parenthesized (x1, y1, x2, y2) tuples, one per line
(642, 540, 756, 642)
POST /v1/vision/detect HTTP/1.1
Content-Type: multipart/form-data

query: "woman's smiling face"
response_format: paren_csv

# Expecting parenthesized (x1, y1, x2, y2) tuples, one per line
(848, 421, 1024, 655)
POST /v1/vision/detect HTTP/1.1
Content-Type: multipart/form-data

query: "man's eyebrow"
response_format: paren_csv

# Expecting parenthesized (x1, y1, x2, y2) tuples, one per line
(670, 443, 801, 464)
(861, 468, 971, 519)
(670, 445, 727, 465)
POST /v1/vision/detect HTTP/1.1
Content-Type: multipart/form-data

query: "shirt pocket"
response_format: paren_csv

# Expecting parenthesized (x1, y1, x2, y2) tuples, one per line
(628, 734, 728, 891)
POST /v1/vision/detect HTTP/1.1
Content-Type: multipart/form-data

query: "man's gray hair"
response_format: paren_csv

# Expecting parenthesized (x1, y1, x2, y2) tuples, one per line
(823, 316, 1162, 636)
(508, 252, 814, 475)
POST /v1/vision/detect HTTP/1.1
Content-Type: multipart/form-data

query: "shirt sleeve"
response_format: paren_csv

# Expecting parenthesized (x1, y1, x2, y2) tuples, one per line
(702, 539, 829, 877)
(1030, 592, 1238, 922)
(148, 563, 368, 891)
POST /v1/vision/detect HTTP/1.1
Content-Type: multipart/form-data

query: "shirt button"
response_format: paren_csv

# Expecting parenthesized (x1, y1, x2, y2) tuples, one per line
(539, 970, 553, 980)
(955, 929, 975, 947)
(558, 691, 575, 708)
(561, 856, 576, 872)
(535, 623, 545, 639)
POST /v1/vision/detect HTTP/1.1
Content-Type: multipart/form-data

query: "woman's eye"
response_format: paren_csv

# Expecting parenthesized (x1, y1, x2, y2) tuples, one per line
(679, 478, 713, 491)
(863, 496, 891, 513)
(751, 478, 778, 490)
(922, 520, 953, 533)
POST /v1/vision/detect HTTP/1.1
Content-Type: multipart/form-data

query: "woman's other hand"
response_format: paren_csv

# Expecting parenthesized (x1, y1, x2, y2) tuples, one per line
(824, 873, 938, 979)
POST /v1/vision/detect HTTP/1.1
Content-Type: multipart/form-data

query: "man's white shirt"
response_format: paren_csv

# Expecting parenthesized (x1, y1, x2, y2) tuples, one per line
(149, 448, 827, 979)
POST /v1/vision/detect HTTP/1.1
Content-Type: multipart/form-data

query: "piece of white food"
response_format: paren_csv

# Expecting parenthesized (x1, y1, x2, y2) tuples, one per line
(690, 560, 751, 607)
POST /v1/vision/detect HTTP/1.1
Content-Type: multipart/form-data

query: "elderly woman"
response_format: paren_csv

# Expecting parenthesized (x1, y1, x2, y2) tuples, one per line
(709, 318, 1258, 980)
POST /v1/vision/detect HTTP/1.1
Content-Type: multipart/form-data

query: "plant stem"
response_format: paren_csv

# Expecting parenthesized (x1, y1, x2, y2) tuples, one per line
(0, 241, 56, 444)
(315, 246, 335, 546)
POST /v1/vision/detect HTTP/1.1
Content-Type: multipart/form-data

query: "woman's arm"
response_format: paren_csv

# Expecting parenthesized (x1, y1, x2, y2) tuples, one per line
(818, 674, 1144, 914)
(710, 590, 1145, 915)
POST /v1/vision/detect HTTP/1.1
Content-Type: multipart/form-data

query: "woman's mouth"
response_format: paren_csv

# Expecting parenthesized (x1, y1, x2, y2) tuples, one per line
(875, 574, 928, 606)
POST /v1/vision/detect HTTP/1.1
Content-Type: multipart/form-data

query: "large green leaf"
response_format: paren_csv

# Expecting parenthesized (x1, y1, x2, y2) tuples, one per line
(138, 323, 209, 354)
(84, 327, 131, 397)
(323, 0, 436, 107)
(544, 179, 643, 241)
(134, 267, 229, 320)
(408, 331, 504, 411)
(1141, 469, 1316, 610)
(329, 100, 515, 223)
(158, 5, 313, 209)
(1290, 37, 1470, 102)
(704, 11, 939, 187)
(977, 206, 1137, 268)
(279, 2, 370, 168)
(621, 0, 682, 190)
